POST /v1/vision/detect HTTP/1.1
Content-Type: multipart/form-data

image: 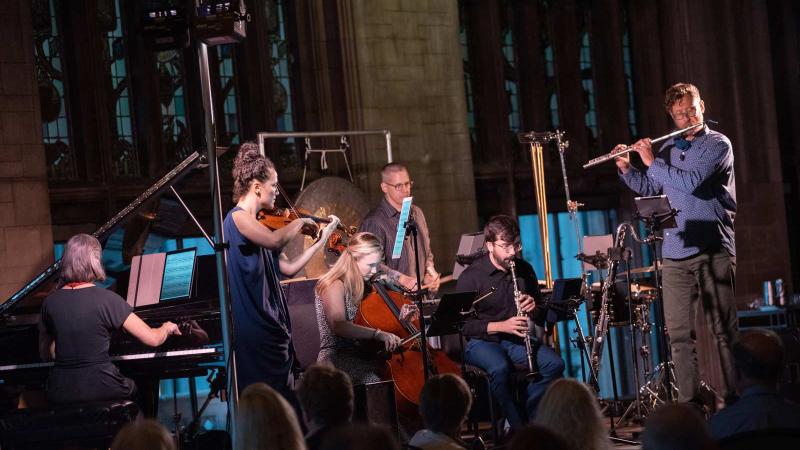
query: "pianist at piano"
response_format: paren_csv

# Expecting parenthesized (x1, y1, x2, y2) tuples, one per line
(39, 234, 182, 405)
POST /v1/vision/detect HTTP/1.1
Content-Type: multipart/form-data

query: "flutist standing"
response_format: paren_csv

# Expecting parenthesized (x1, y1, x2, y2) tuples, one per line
(614, 83, 738, 408)
(458, 215, 565, 431)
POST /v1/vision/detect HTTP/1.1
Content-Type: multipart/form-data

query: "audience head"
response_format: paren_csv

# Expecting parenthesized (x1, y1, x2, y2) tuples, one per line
(508, 424, 570, 450)
(58, 233, 106, 288)
(231, 141, 276, 203)
(319, 423, 399, 450)
(315, 232, 383, 303)
(111, 419, 174, 450)
(419, 373, 472, 438)
(297, 364, 354, 428)
(535, 379, 607, 450)
(236, 383, 306, 450)
(641, 403, 714, 450)
(733, 328, 784, 389)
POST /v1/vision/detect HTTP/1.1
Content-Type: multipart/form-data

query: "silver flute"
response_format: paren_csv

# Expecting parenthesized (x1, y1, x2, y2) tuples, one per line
(582, 122, 705, 169)
(508, 260, 540, 380)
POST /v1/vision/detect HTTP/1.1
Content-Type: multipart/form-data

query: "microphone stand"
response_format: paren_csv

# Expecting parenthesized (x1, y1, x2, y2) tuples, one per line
(405, 215, 431, 381)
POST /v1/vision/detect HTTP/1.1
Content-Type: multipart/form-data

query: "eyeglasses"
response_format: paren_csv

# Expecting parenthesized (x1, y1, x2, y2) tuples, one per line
(384, 181, 414, 191)
(669, 106, 698, 120)
(492, 240, 521, 252)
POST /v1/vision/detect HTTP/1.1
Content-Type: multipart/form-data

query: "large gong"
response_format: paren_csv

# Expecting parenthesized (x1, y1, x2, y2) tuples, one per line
(283, 177, 371, 278)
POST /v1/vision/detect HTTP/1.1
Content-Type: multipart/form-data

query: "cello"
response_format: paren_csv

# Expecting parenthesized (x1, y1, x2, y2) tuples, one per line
(354, 280, 461, 418)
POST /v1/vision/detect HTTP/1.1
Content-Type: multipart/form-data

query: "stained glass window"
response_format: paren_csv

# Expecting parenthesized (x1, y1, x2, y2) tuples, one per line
(459, 1, 478, 153)
(579, 32, 599, 144)
(106, 0, 139, 177)
(622, 8, 638, 138)
(215, 45, 240, 146)
(266, 0, 298, 168)
(268, 0, 294, 132)
(157, 50, 192, 162)
(32, 0, 76, 180)
(502, 0, 520, 133)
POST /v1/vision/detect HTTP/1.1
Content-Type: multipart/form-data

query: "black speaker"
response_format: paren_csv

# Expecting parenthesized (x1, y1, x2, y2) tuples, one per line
(353, 381, 398, 435)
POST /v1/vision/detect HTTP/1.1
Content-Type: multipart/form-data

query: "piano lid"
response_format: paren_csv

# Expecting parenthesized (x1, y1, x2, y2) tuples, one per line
(0, 151, 205, 317)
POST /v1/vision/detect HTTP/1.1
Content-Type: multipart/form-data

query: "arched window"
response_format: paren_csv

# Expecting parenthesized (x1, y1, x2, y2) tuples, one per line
(32, 0, 76, 180)
(105, 0, 139, 177)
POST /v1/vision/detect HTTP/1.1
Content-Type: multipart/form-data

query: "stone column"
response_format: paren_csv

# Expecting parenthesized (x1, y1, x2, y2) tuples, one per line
(335, 0, 478, 271)
(0, 0, 54, 300)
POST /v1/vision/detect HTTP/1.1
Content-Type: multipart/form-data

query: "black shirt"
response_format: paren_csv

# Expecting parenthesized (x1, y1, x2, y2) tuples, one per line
(39, 286, 136, 403)
(456, 254, 542, 343)
(40, 286, 132, 367)
(359, 197, 434, 280)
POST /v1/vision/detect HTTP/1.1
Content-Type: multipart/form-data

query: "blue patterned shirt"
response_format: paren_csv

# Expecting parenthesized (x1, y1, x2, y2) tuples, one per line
(619, 126, 736, 259)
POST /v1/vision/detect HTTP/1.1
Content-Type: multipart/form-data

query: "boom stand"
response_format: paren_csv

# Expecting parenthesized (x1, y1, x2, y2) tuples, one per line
(406, 216, 431, 381)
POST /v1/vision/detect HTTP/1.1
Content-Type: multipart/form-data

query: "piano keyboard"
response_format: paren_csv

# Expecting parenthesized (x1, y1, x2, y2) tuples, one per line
(0, 347, 221, 373)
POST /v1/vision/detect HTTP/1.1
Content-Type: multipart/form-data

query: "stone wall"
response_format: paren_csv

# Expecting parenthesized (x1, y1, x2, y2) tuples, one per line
(338, 0, 479, 271)
(0, 0, 54, 301)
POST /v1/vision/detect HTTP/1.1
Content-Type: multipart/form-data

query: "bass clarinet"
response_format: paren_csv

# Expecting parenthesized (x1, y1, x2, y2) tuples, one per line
(508, 260, 541, 380)
(589, 222, 645, 376)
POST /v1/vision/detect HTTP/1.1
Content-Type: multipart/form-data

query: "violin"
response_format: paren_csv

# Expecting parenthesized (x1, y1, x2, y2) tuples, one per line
(256, 184, 357, 255)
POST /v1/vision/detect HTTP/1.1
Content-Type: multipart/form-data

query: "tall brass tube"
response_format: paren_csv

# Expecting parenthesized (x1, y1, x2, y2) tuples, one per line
(529, 142, 553, 289)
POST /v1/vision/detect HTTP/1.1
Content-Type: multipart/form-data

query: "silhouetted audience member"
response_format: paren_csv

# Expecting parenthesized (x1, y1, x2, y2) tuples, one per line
(319, 423, 400, 450)
(508, 424, 570, 450)
(297, 364, 354, 450)
(236, 382, 306, 450)
(111, 419, 175, 450)
(408, 374, 472, 450)
(642, 403, 715, 450)
(708, 328, 800, 440)
(535, 379, 608, 450)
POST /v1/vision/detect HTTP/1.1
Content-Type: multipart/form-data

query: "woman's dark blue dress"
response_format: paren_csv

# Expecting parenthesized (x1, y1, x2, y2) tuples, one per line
(223, 207, 297, 396)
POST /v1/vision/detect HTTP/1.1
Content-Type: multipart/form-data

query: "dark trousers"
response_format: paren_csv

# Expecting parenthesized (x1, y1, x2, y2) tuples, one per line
(662, 249, 738, 402)
(465, 337, 564, 429)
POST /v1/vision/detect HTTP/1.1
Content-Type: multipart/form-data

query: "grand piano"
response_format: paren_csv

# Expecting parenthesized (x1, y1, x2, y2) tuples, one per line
(0, 152, 225, 397)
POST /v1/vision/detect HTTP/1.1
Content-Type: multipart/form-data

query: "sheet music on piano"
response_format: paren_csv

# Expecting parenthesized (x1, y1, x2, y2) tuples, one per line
(0, 151, 224, 388)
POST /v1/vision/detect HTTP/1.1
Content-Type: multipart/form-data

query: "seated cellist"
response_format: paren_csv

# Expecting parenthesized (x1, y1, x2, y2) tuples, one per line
(314, 232, 413, 385)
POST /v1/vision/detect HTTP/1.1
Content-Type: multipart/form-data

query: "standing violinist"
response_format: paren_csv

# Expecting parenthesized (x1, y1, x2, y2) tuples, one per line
(457, 215, 565, 431)
(314, 232, 407, 385)
(224, 142, 340, 399)
(359, 163, 440, 293)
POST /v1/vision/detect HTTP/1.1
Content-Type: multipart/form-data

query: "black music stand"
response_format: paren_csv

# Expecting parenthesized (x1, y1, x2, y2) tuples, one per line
(634, 195, 679, 402)
(426, 291, 477, 375)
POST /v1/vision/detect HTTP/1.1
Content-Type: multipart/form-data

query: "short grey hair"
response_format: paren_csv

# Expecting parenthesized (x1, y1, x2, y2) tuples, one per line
(58, 234, 106, 287)
(380, 162, 409, 183)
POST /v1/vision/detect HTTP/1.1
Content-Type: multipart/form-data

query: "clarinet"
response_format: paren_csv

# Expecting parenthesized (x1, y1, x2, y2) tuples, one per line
(508, 260, 541, 380)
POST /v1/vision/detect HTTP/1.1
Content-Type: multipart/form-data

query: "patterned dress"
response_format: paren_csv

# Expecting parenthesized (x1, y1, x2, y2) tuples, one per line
(315, 292, 384, 385)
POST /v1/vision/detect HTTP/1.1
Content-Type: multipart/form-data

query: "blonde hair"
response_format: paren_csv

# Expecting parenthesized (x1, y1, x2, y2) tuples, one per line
(236, 383, 306, 450)
(315, 232, 383, 305)
(232, 142, 275, 202)
(535, 379, 608, 450)
(58, 234, 106, 288)
(110, 419, 174, 450)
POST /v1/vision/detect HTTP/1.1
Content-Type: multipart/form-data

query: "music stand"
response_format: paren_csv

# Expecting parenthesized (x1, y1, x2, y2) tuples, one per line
(544, 278, 584, 324)
(426, 291, 477, 376)
(427, 291, 477, 337)
(634, 194, 678, 402)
